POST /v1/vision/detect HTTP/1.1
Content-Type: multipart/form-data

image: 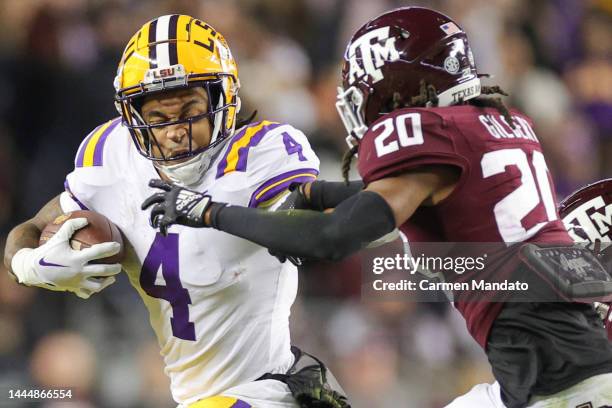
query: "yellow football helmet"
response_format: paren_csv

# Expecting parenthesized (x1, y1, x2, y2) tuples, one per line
(114, 14, 240, 163)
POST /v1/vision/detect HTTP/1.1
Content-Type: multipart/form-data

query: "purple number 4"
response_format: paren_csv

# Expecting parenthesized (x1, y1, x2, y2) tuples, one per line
(140, 233, 196, 341)
(283, 132, 306, 161)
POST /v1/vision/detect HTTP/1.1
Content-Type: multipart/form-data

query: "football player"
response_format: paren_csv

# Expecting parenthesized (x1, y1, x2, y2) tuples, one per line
(4, 15, 349, 408)
(142, 8, 612, 407)
(448, 178, 612, 406)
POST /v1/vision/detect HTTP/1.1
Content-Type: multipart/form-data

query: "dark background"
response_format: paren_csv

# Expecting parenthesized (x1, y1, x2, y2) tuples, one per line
(0, 0, 611, 406)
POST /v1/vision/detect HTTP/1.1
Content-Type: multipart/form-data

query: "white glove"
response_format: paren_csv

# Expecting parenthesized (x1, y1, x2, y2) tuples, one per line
(11, 218, 122, 299)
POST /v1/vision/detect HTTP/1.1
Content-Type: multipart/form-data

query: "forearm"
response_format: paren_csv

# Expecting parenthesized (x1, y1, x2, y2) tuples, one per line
(4, 222, 42, 279)
(208, 191, 395, 261)
(306, 180, 364, 210)
(4, 194, 62, 278)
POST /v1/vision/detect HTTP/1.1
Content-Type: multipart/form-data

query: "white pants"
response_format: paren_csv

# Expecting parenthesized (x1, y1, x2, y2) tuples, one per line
(222, 379, 298, 408)
(445, 382, 505, 408)
(446, 373, 612, 407)
(181, 379, 298, 408)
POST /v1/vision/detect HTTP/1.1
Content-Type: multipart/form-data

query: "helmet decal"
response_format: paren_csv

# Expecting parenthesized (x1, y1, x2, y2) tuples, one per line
(560, 178, 612, 263)
(346, 26, 401, 85)
(439, 21, 461, 35)
(562, 193, 612, 244)
(443, 56, 461, 74)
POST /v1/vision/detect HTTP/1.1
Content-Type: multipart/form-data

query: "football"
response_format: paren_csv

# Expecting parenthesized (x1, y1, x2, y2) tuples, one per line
(39, 210, 125, 264)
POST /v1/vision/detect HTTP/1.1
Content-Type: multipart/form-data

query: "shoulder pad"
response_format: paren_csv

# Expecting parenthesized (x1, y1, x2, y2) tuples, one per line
(75, 117, 122, 168)
(358, 108, 464, 184)
(71, 117, 125, 186)
(213, 120, 319, 207)
(216, 120, 317, 178)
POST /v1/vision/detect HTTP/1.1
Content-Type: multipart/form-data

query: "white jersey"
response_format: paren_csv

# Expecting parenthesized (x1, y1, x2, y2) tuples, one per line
(60, 118, 320, 404)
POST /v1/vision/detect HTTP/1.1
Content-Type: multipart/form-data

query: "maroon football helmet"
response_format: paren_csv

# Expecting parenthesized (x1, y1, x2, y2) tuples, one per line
(559, 178, 612, 339)
(336, 7, 481, 147)
(560, 178, 612, 254)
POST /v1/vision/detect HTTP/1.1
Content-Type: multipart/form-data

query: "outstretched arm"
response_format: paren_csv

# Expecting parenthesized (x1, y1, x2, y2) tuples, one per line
(208, 190, 395, 261)
(142, 166, 457, 261)
(207, 169, 452, 260)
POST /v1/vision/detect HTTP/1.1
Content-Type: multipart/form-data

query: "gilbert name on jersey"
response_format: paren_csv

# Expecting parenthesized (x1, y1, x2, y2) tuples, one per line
(358, 105, 572, 347)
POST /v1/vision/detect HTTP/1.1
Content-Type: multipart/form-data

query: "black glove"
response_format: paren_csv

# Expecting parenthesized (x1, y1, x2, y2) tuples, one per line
(141, 179, 212, 236)
(282, 365, 351, 408)
(259, 347, 351, 408)
(269, 183, 310, 266)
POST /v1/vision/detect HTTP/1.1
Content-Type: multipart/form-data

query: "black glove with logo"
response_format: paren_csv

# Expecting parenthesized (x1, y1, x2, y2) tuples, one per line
(142, 179, 212, 236)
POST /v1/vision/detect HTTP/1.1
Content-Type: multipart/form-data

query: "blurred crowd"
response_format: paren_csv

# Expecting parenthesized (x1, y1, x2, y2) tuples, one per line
(0, 0, 611, 407)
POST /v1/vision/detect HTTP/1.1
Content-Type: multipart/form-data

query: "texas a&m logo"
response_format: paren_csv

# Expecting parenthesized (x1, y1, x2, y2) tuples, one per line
(347, 27, 401, 85)
(563, 196, 612, 244)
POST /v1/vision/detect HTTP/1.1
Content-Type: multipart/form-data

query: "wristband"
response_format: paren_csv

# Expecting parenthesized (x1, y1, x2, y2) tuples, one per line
(10, 248, 38, 285)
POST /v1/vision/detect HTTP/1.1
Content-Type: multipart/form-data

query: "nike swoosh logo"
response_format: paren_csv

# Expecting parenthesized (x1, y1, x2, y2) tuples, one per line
(39, 258, 66, 267)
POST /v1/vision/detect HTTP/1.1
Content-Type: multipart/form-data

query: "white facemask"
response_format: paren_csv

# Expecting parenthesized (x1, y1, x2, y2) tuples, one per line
(154, 141, 226, 187)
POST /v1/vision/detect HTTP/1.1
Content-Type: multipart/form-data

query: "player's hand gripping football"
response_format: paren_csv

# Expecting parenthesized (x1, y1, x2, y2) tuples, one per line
(11, 218, 122, 299)
(142, 179, 212, 236)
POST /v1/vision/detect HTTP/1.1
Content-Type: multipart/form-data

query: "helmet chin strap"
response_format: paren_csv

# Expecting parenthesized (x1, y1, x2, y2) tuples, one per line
(154, 140, 226, 187)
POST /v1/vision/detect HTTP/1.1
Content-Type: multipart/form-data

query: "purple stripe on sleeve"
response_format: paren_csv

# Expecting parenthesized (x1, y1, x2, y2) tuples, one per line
(248, 168, 319, 208)
(216, 125, 250, 179)
(234, 122, 283, 172)
(76, 124, 104, 167)
(64, 180, 90, 210)
(230, 400, 251, 408)
(92, 117, 121, 166)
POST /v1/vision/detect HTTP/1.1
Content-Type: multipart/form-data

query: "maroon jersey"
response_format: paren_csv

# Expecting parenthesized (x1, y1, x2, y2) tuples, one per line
(357, 105, 572, 347)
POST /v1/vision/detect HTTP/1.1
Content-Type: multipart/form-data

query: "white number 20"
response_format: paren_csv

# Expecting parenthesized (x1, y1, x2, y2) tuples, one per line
(481, 148, 557, 243)
(374, 113, 424, 157)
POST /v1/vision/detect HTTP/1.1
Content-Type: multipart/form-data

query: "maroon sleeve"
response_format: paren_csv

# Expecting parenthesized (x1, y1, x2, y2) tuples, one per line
(357, 108, 469, 185)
